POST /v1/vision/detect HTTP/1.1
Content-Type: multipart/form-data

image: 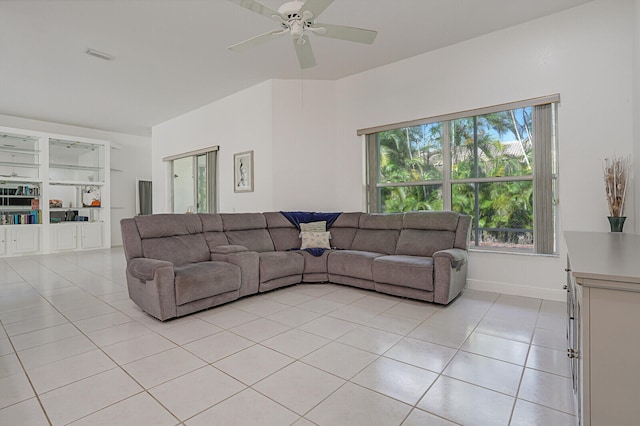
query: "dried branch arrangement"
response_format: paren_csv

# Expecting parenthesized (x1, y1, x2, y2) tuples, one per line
(603, 155, 631, 217)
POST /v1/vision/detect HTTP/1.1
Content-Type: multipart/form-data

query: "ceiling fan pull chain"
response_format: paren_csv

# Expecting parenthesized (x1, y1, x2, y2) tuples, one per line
(300, 69, 304, 109)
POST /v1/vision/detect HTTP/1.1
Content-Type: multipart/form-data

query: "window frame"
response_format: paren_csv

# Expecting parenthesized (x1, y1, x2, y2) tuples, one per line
(363, 96, 559, 255)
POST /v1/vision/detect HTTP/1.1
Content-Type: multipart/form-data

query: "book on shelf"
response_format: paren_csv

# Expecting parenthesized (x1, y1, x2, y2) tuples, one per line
(11, 185, 39, 196)
(0, 210, 41, 225)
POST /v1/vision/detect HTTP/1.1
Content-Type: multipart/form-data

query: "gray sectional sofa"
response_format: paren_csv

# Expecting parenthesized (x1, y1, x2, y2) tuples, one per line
(120, 211, 471, 321)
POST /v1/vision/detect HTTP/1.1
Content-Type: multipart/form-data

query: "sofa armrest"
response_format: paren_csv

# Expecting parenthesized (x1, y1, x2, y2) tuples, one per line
(127, 257, 174, 281)
(211, 245, 248, 255)
(210, 250, 259, 297)
(433, 248, 467, 271)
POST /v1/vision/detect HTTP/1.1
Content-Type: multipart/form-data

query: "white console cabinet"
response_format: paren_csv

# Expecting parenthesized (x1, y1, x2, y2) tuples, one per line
(564, 231, 640, 426)
(0, 125, 110, 257)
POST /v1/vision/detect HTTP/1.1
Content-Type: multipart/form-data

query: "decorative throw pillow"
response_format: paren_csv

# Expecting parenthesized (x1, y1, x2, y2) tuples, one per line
(300, 231, 331, 249)
(300, 221, 327, 232)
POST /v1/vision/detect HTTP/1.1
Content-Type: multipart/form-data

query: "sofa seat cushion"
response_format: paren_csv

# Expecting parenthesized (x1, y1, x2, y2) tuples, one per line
(372, 255, 434, 292)
(174, 261, 241, 305)
(300, 250, 330, 274)
(327, 250, 384, 281)
(259, 251, 304, 283)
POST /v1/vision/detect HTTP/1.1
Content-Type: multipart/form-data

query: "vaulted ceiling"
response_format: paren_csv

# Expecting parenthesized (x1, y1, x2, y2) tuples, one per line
(0, 0, 593, 136)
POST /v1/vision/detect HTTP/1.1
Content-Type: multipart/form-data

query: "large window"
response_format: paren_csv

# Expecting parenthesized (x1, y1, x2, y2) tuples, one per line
(164, 146, 218, 213)
(363, 96, 558, 254)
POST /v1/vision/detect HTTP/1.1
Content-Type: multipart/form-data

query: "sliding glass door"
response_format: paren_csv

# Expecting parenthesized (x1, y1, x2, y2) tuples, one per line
(167, 148, 217, 214)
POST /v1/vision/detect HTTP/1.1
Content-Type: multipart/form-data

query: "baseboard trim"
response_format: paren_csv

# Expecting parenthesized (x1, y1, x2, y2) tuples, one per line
(466, 279, 566, 302)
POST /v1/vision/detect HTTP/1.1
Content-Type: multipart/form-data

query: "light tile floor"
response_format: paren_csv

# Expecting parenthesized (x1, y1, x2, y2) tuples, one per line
(0, 247, 575, 425)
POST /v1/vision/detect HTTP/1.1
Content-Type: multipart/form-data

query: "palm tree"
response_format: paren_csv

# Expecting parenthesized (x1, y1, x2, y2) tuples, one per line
(375, 107, 535, 247)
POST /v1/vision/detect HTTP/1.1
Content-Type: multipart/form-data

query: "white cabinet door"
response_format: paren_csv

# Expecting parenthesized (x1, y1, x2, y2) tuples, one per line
(11, 226, 40, 254)
(80, 223, 103, 249)
(51, 224, 77, 251)
(0, 228, 6, 255)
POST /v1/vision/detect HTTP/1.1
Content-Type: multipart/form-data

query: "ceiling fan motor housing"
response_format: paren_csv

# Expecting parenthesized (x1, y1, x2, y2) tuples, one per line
(277, 1, 313, 41)
(274, 0, 313, 44)
(277, 1, 306, 18)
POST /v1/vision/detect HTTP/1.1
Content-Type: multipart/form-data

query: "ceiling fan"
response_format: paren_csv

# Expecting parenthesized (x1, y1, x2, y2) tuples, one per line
(227, 0, 377, 69)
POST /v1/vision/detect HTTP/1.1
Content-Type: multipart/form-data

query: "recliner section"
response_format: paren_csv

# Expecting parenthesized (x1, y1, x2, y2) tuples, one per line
(121, 210, 471, 321)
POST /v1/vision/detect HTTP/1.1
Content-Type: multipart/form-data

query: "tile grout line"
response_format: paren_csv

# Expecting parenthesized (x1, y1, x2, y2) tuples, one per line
(4, 253, 185, 425)
(509, 298, 577, 419)
(1, 250, 574, 425)
(507, 298, 543, 424)
(0, 316, 54, 426)
(401, 291, 504, 423)
(241, 290, 453, 424)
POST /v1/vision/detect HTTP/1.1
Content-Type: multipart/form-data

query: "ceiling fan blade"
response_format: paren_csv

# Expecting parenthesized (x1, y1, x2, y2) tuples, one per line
(301, 0, 334, 19)
(314, 23, 377, 44)
(228, 30, 284, 52)
(227, 0, 281, 19)
(293, 38, 316, 69)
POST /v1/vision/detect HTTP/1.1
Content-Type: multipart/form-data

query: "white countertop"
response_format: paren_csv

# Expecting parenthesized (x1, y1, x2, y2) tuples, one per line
(564, 231, 640, 285)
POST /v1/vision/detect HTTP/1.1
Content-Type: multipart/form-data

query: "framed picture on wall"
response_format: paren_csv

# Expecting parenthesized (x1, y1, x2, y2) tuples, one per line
(234, 150, 254, 192)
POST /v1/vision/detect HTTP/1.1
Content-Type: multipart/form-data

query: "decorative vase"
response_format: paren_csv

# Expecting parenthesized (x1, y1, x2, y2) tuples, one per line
(608, 216, 626, 232)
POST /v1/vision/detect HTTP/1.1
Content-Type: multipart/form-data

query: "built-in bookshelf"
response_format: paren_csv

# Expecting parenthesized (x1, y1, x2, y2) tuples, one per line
(0, 176, 42, 227)
(0, 183, 40, 206)
(0, 131, 40, 180)
(0, 126, 110, 256)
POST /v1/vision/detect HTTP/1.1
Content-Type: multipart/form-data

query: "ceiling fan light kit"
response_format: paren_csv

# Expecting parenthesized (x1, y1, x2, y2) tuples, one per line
(228, 0, 377, 69)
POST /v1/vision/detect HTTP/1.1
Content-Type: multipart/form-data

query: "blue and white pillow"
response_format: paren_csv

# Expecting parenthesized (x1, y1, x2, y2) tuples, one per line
(300, 231, 331, 249)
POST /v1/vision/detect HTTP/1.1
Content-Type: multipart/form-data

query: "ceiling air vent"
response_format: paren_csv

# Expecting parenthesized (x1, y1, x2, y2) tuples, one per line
(85, 48, 114, 61)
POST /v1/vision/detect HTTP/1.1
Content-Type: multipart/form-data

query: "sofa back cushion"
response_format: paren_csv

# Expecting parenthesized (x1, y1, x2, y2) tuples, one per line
(200, 213, 224, 232)
(199, 214, 229, 250)
(454, 214, 472, 250)
(221, 213, 275, 252)
(395, 211, 459, 257)
(142, 235, 211, 267)
(135, 213, 203, 238)
(264, 212, 300, 251)
(121, 218, 143, 260)
(350, 214, 402, 254)
(133, 214, 210, 267)
(328, 212, 361, 249)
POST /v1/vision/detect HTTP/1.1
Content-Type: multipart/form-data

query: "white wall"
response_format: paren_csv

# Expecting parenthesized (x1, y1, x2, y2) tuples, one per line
(152, 0, 636, 301)
(335, 0, 635, 300)
(0, 113, 151, 246)
(271, 80, 340, 211)
(152, 79, 342, 213)
(635, 0, 640, 234)
(152, 81, 274, 213)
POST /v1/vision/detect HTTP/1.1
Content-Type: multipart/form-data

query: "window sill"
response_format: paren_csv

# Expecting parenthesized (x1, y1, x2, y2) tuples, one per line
(468, 247, 559, 258)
